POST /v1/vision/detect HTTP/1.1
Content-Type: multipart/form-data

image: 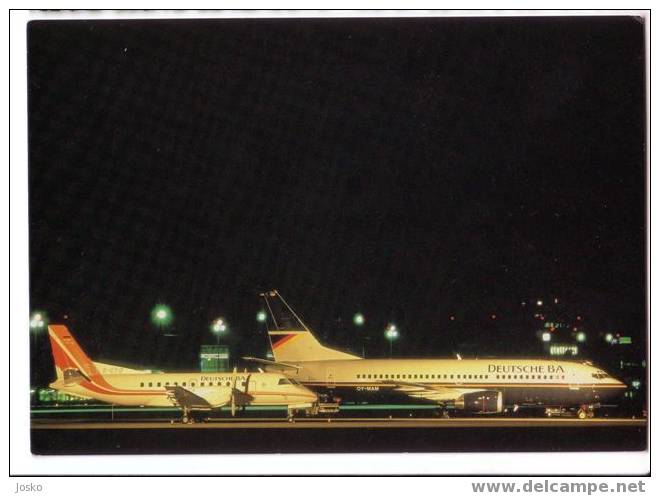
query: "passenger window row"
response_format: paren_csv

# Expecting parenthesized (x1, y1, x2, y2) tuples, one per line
(355, 373, 490, 380)
(139, 381, 233, 388)
(354, 373, 567, 381)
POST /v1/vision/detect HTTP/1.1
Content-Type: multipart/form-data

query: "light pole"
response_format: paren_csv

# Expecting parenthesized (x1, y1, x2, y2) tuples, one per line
(30, 311, 48, 387)
(211, 318, 227, 345)
(30, 312, 47, 347)
(353, 312, 365, 356)
(385, 323, 399, 358)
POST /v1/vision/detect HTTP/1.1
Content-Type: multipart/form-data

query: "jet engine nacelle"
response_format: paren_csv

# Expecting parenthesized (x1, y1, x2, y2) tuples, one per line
(456, 390, 503, 414)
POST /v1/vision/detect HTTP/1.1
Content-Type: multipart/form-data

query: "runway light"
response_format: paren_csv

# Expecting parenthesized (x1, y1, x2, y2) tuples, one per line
(605, 333, 614, 343)
(536, 300, 543, 307)
(576, 332, 586, 343)
(631, 380, 641, 389)
(353, 313, 365, 326)
(256, 310, 267, 323)
(150, 304, 173, 327)
(542, 332, 551, 342)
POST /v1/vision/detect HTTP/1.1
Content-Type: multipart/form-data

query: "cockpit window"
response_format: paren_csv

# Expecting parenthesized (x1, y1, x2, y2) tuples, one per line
(592, 372, 609, 380)
(289, 378, 301, 385)
(278, 378, 292, 385)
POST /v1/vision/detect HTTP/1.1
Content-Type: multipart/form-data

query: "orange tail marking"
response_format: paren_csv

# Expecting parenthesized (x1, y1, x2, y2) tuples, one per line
(48, 325, 99, 378)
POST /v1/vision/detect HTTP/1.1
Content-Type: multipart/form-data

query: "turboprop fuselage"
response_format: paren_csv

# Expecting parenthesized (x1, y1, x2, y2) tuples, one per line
(47, 324, 317, 420)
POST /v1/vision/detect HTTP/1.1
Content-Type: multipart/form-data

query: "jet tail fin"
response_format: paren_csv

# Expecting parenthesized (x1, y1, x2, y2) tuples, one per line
(261, 290, 360, 362)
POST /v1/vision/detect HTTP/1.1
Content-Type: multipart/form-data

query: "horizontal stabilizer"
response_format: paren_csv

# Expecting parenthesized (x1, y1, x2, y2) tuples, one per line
(92, 362, 151, 375)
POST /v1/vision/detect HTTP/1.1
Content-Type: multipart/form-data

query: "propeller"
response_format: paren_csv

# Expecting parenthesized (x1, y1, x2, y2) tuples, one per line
(230, 375, 237, 417)
(245, 374, 252, 395)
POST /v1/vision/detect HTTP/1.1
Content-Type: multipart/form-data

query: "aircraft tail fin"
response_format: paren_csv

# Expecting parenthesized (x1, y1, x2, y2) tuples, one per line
(261, 290, 360, 362)
(48, 325, 99, 382)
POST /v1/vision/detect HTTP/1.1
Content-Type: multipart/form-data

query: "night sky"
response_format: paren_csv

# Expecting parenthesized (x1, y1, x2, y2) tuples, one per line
(28, 17, 646, 385)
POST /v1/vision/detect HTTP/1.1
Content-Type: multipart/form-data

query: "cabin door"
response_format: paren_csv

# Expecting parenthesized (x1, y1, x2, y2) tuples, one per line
(569, 370, 581, 391)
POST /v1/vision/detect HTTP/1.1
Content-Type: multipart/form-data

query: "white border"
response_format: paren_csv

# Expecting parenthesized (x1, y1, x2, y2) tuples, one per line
(7, 7, 652, 482)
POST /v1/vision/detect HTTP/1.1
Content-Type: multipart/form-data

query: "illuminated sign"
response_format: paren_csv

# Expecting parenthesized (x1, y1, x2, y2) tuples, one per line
(549, 345, 578, 356)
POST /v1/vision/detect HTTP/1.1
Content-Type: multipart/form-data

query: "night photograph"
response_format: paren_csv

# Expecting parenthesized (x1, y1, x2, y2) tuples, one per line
(17, 11, 648, 473)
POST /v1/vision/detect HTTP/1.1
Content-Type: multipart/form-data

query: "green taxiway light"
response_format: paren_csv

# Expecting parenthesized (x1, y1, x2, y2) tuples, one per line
(256, 311, 267, 323)
(353, 313, 365, 326)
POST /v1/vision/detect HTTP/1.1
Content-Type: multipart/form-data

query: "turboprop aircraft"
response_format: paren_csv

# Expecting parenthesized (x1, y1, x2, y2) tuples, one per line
(244, 291, 626, 419)
(47, 324, 318, 423)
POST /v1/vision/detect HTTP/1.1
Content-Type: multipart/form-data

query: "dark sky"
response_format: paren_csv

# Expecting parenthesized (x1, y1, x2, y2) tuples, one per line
(28, 17, 646, 383)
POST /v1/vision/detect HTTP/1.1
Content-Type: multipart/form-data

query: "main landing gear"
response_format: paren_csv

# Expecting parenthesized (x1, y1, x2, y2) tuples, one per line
(181, 407, 193, 424)
(577, 405, 596, 419)
(181, 407, 209, 424)
(544, 405, 596, 419)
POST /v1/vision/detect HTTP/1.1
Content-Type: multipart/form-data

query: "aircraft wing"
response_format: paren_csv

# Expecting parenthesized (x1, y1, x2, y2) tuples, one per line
(385, 381, 486, 403)
(166, 386, 213, 409)
(166, 385, 250, 410)
(242, 356, 301, 371)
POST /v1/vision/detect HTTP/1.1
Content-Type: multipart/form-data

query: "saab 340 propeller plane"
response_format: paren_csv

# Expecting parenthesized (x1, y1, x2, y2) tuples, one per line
(48, 324, 318, 423)
(244, 290, 626, 419)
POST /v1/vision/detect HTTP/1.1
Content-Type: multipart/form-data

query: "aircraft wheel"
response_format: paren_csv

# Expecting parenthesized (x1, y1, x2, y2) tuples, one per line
(182, 415, 189, 424)
(577, 409, 588, 420)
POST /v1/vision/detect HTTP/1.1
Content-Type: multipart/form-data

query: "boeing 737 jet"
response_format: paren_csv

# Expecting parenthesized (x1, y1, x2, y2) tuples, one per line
(48, 324, 318, 422)
(245, 291, 626, 418)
